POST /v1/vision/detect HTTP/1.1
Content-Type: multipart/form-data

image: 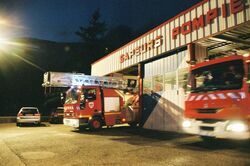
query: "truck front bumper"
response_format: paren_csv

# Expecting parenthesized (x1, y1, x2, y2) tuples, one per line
(63, 118, 89, 128)
(182, 119, 250, 140)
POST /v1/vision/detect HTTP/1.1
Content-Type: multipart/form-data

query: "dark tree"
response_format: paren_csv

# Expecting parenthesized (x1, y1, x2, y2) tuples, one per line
(76, 8, 106, 43)
(75, 8, 107, 72)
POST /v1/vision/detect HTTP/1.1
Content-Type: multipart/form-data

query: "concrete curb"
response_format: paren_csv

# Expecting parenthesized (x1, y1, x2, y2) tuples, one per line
(0, 116, 50, 123)
(0, 117, 16, 123)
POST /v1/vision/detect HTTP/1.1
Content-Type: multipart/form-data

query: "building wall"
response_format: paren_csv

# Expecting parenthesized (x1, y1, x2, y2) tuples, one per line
(91, 0, 250, 132)
(141, 44, 208, 132)
(142, 50, 189, 131)
(92, 0, 250, 76)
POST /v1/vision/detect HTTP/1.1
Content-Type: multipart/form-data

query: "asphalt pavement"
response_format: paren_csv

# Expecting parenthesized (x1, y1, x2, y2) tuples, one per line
(0, 123, 249, 166)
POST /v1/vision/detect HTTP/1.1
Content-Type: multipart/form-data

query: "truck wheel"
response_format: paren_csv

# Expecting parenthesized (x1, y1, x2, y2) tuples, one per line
(128, 122, 138, 128)
(78, 125, 86, 131)
(89, 118, 102, 131)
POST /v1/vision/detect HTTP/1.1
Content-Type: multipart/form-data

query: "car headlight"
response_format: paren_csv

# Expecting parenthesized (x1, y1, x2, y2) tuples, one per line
(226, 121, 248, 132)
(182, 119, 192, 128)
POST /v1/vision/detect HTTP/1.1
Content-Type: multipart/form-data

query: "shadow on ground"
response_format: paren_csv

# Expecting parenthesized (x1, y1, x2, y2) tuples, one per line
(17, 123, 49, 127)
(179, 138, 250, 153)
(73, 126, 189, 146)
(73, 126, 250, 153)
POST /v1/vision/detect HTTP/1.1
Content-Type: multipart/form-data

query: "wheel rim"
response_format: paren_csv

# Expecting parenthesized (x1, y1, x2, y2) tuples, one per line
(93, 120, 100, 129)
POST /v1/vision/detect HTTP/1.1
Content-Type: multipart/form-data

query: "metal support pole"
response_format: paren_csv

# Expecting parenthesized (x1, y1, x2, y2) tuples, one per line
(188, 43, 196, 62)
(138, 63, 144, 127)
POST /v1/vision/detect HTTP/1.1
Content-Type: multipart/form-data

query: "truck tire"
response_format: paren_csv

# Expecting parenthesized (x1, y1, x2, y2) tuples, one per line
(89, 118, 102, 131)
(49, 118, 54, 124)
(128, 122, 138, 128)
(78, 125, 86, 131)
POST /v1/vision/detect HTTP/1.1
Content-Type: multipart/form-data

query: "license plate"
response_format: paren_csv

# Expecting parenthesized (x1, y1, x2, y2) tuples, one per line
(64, 119, 79, 128)
(199, 130, 214, 137)
(64, 119, 71, 124)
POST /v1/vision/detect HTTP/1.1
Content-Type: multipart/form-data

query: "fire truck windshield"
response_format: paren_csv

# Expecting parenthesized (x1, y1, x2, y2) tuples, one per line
(65, 88, 79, 104)
(191, 60, 244, 92)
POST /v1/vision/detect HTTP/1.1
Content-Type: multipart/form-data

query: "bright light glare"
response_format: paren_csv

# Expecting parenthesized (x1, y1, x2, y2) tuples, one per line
(0, 17, 25, 29)
(0, 37, 9, 51)
(0, 36, 8, 43)
(0, 19, 8, 26)
(182, 120, 192, 128)
(243, 53, 250, 57)
(226, 121, 248, 132)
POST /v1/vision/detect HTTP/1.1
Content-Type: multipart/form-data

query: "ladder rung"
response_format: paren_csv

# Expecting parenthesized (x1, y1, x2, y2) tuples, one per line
(43, 72, 136, 90)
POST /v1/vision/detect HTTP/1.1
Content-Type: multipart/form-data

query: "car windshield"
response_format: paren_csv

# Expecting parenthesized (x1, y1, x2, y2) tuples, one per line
(65, 88, 79, 104)
(22, 108, 38, 114)
(191, 59, 244, 93)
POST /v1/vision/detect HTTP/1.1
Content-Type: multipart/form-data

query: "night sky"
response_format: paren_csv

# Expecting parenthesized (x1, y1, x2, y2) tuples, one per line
(0, 0, 202, 42)
(0, 0, 203, 115)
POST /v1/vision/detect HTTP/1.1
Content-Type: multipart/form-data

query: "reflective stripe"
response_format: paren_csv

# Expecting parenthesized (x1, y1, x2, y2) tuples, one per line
(195, 95, 204, 101)
(238, 92, 246, 99)
(217, 93, 226, 99)
(203, 97, 208, 100)
(188, 95, 196, 101)
(188, 92, 246, 101)
(208, 94, 217, 100)
(227, 92, 238, 99)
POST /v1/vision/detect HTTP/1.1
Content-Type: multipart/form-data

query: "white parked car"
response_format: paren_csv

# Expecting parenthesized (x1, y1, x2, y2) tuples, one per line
(16, 107, 41, 126)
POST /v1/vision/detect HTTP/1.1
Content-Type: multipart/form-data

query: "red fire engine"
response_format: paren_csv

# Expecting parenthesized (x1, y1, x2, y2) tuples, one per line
(183, 54, 250, 140)
(43, 72, 139, 130)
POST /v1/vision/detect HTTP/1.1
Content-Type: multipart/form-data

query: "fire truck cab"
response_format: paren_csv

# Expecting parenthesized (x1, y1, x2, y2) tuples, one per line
(183, 55, 250, 140)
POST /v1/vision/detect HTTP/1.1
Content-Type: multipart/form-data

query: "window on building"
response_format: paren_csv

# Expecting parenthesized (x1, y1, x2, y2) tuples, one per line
(153, 75, 164, 93)
(178, 68, 189, 92)
(164, 72, 176, 90)
(143, 77, 152, 94)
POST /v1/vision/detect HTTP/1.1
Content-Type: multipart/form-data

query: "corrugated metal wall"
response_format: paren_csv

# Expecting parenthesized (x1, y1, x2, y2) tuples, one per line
(144, 51, 187, 77)
(92, 0, 250, 76)
(142, 50, 189, 131)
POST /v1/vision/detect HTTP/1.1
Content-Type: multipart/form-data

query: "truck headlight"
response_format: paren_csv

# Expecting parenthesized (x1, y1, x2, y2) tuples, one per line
(226, 121, 248, 132)
(182, 119, 192, 128)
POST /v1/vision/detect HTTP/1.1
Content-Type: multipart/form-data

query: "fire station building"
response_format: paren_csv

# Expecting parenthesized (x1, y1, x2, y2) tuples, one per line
(91, 0, 250, 132)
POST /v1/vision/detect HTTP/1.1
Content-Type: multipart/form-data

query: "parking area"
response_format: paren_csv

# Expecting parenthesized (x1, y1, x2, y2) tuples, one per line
(0, 123, 250, 166)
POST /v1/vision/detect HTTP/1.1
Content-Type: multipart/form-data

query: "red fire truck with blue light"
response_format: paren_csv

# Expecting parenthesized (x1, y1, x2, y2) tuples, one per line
(183, 54, 250, 140)
(43, 72, 139, 130)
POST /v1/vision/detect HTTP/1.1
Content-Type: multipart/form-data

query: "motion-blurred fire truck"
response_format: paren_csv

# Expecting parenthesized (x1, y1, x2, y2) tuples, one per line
(43, 72, 139, 130)
(183, 54, 250, 140)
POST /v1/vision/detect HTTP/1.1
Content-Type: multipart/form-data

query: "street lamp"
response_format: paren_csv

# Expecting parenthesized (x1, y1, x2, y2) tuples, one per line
(0, 16, 45, 71)
(0, 17, 25, 51)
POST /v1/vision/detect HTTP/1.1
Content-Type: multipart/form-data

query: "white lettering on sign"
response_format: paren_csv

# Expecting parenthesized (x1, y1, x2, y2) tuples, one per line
(172, 0, 245, 39)
(120, 35, 163, 63)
